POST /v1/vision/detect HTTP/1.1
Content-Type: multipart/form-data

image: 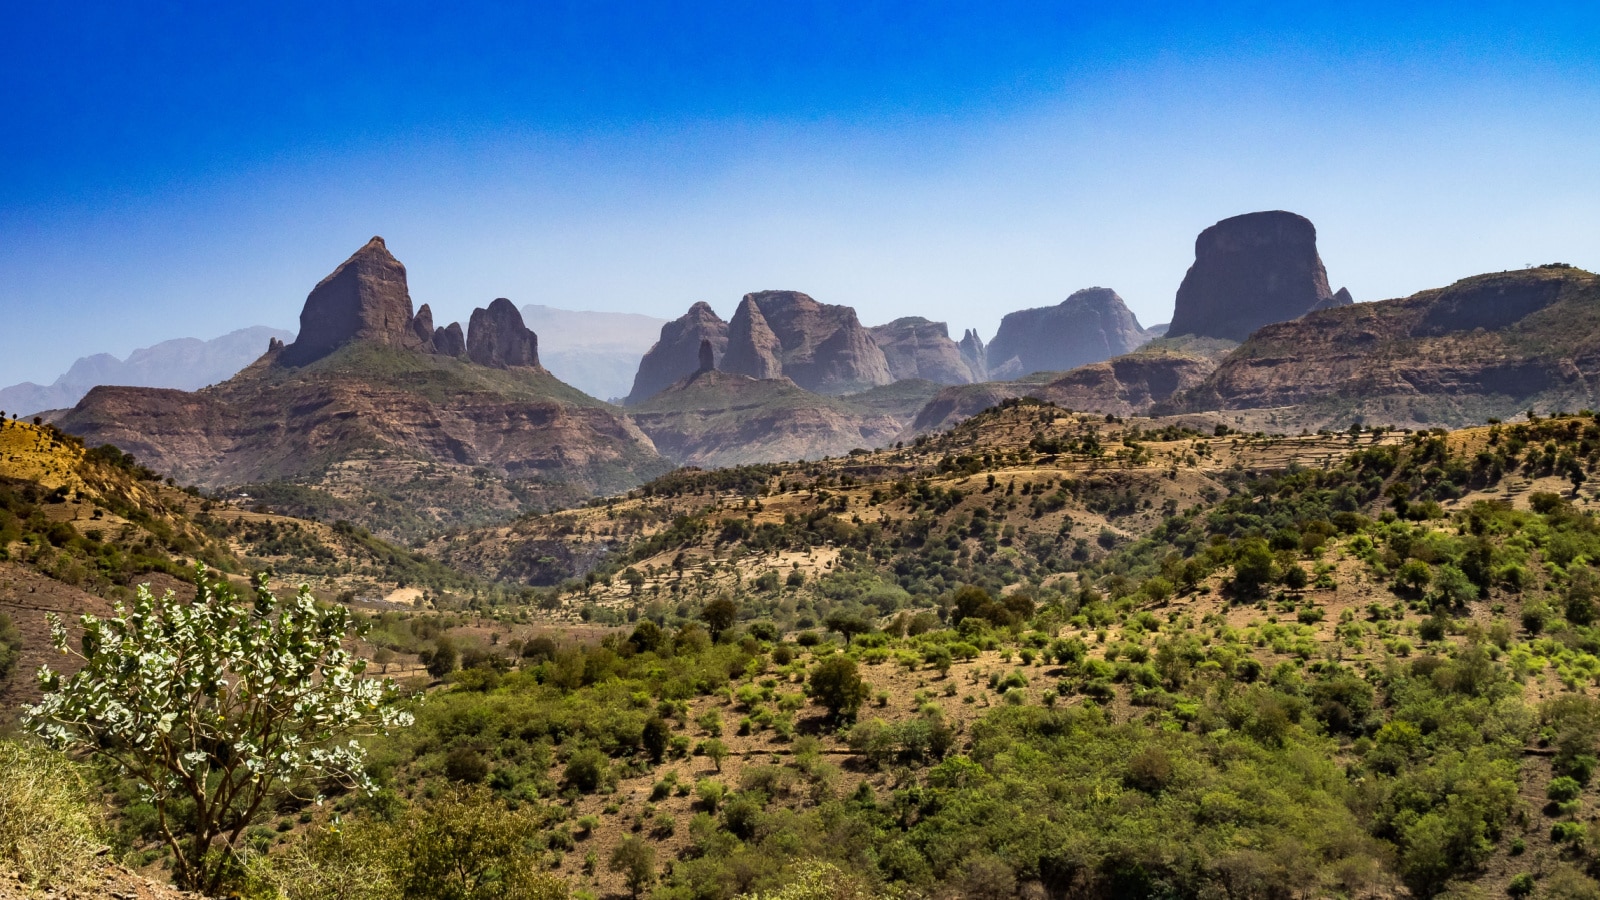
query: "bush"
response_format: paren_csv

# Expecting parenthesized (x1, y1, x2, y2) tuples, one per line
(563, 747, 612, 793)
(1549, 776, 1584, 803)
(0, 742, 104, 890)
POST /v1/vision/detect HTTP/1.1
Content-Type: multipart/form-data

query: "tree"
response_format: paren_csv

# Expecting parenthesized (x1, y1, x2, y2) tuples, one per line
(642, 717, 670, 763)
(700, 596, 738, 641)
(1395, 559, 1432, 596)
(1231, 540, 1276, 596)
(702, 737, 729, 772)
(809, 655, 870, 724)
(610, 835, 656, 898)
(824, 611, 872, 645)
(426, 635, 459, 679)
(25, 570, 411, 893)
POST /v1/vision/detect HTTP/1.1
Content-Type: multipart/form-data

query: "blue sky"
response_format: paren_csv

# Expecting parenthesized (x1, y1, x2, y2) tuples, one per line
(2, 1, 1598, 386)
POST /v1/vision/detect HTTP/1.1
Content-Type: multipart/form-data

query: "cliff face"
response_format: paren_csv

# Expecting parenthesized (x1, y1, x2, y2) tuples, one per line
(626, 302, 729, 405)
(1165, 265, 1600, 428)
(985, 288, 1152, 379)
(721, 291, 893, 394)
(868, 318, 978, 385)
(1165, 211, 1353, 342)
(629, 369, 902, 468)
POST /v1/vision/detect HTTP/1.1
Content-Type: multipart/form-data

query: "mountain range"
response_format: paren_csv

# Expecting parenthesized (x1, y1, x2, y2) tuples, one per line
(40, 209, 1600, 541)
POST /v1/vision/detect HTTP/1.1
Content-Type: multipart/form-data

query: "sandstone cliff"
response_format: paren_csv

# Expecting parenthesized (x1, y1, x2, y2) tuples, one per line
(721, 291, 893, 394)
(985, 288, 1152, 379)
(626, 302, 729, 405)
(868, 317, 978, 385)
(1165, 211, 1353, 342)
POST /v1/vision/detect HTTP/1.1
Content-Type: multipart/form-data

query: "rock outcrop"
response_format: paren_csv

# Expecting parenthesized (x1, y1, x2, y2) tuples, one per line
(958, 329, 988, 382)
(1037, 354, 1217, 417)
(985, 288, 1152, 379)
(625, 302, 729, 405)
(278, 237, 430, 366)
(868, 318, 978, 385)
(1163, 265, 1600, 428)
(433, 322, 466, 358)
(467, 298, 541, 369)
(1166, 211, 1353, 342)
(720, 291, 893, 394)
(697, 339, 716, 373)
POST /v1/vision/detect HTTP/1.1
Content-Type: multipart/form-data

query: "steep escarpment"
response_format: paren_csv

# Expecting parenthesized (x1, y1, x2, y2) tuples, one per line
(1165, 211, 1353, 342)
(1167, 265, 1600, 428)
(629, 369, 902, 468)
(985, 288, 1152, 379)
(721, 291, 893, 394)
(1037, 353, 1218, 417)
(868, 317, 978, 385)
(626, 302, 729, 404)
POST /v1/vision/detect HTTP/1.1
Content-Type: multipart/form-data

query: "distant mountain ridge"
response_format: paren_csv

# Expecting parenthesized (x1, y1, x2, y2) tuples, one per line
(0, 326, 293, 416)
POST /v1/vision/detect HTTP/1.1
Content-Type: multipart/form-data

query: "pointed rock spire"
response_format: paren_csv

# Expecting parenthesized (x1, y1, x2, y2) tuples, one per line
(697, 338, 716, 373)
(279, 236, 430, 366)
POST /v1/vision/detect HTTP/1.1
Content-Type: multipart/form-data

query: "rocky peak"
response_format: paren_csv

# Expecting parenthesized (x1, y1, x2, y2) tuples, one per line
(279, 236, 430, 366)
(958, 329, 988, 382)
(433, 322, 466, 358)
(466, 298, 541, 369)
(411, 303, 437, 350)
(625, 301, 730, 405)
(868, 317, 978, 385)
(721, 291, 892, 394)
(1166, 211, 1351, 341)
(697, 339, 716, 373)
(986, 288, 1150, 379)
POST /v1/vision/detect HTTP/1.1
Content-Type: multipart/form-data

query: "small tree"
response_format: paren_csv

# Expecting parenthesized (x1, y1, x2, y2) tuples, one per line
(702, 737, 729, 772)
(25, 570, 412, 893)
(809, 655, 870, 724)
(700, 596, 739, 641)
(824, 611, 872, 645)
(610, 835, 656, 898)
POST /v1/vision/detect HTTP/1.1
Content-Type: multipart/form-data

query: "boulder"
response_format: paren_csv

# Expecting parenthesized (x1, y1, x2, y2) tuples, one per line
(1166, 211, 1350, 341)
(625, 302, 729, 404)
(721, 291, 893, 394)
(467, 299, 541, 369)
(986, 288, 1150, 378)
(868, 317, 978, 384)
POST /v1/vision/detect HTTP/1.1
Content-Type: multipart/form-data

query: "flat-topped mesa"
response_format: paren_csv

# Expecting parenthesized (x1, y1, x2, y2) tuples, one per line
(466, 298, 540, 369)
(986, 287, 1150, 379)
(868, 317, 978, 384)
(279, 236, 434, 366)
(721, 290, 893, 394)
(626, 301, 729, 404)
(1166, 211, 1353, 342)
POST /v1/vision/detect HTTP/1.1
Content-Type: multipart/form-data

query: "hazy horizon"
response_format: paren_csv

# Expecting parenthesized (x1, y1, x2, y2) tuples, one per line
(3, 2, 1598, 386)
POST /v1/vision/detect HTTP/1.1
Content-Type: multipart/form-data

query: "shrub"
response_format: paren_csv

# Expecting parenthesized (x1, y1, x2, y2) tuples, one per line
(610, 836, 656, 898)
(0, 742, 104, 890)
(1549, 776, 1584, 803)
(563, 747, 612, 793)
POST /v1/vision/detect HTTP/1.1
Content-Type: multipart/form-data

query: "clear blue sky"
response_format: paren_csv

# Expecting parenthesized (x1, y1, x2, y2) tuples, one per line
(2, 1, 1598, 386)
